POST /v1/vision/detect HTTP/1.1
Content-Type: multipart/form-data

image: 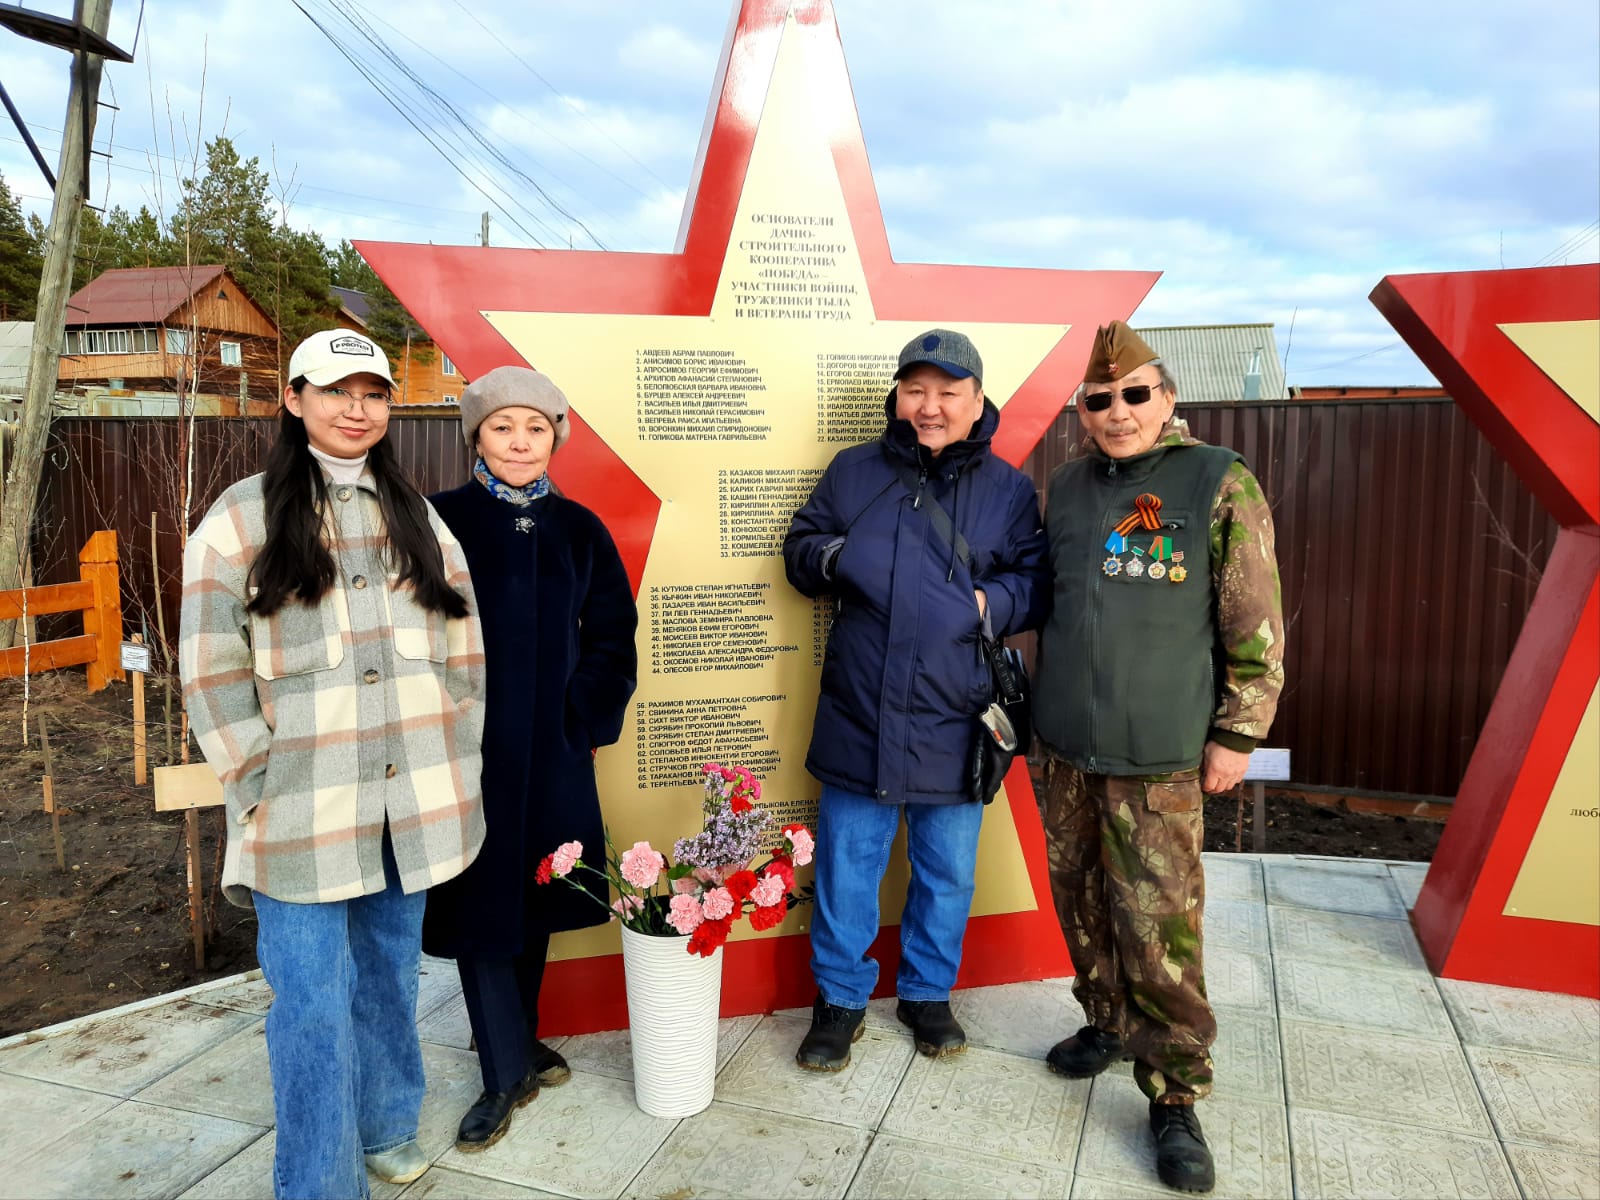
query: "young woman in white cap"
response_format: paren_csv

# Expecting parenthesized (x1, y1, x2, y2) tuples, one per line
(180, 328, 487, 1198)
(420, 365, 637, 1152)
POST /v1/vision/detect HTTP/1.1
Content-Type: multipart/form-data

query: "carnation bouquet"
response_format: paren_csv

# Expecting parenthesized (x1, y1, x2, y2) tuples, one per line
(538, 763, 814, 957)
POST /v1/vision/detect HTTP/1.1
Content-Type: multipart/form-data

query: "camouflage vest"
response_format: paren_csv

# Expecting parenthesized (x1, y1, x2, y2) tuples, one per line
(1035, 441, 1241, 775)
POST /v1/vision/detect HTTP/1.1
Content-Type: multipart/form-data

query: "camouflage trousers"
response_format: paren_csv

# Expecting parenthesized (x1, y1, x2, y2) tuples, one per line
(1039, 755, 1216, 1102)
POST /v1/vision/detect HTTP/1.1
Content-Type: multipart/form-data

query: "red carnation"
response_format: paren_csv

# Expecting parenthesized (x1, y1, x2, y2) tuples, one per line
(748, 897, 788, 931)
(687, 915, 734, 957)
(535, 854, 554, 885)
(730, 794, 753, 814)
(764, 856, 795, 892)
(725, 870, 758, 902)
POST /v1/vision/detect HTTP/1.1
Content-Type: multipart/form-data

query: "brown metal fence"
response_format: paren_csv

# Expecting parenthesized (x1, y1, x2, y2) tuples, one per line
(25, 399, 1555, 799)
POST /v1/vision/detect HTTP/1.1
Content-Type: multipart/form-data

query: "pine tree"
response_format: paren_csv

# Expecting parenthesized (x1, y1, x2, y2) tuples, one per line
(0, 172, 44, 321)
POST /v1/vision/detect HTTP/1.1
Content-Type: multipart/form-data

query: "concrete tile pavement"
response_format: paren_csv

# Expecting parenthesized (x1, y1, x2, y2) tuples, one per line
(1, 853, 1596, 1200)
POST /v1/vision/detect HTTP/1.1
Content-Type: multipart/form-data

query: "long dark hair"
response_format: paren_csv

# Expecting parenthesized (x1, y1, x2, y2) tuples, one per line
(246, 394, 468, 619)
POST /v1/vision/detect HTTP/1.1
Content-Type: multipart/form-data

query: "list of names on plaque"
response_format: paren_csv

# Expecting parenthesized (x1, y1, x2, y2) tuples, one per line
(634, 694, 785, 790)
(815, 351, 896, 442)
(718, 468, 825, 559)
(636, 348, 771, 441)
(647, 583, 798, 675)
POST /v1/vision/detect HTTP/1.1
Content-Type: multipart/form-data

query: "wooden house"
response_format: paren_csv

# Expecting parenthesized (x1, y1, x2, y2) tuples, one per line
(59, 265, 280, 412)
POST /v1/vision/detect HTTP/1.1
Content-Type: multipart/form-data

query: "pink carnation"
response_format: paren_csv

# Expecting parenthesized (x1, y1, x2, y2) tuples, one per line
(750, 875, 786, 907)
(611, 895, 644, 920)
(671, 875, 700, 894)
(701, 887, 735, 920)
(784, 825, 815, 867)
(551, 841, 583, 877)
(620, 842, 665, 889)
(668, 893, 704, 934)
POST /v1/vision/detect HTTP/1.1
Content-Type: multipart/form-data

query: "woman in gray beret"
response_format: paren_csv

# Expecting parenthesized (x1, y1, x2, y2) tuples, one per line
(421, 366, 639, 1152)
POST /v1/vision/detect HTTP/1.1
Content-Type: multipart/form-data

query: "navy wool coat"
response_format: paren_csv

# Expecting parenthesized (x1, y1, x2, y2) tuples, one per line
(422, 482, 638, 957)
(783, 395, 1049, 804)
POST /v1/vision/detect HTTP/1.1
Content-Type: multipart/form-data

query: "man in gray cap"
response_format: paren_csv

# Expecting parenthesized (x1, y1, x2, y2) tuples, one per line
(783, 329, 1049, 1071)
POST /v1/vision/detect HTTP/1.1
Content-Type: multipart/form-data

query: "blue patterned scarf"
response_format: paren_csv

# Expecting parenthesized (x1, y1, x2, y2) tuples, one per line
(473, 456, 551, 507)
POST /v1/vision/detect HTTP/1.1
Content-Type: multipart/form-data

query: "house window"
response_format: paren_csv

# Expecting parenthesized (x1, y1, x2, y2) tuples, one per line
(220, 341, 242, 366)
(441, 394, 458, 405)
(78, 329, 132, 354)
(166, 328, 191, 355)
(441, 353, 457, 376)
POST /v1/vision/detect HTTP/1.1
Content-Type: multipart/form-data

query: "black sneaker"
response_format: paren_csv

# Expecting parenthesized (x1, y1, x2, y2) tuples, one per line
(794, 994, 866, 1072)
(454, 1070, 538, 1152)
(528, 1038, 571, 1088)
(896, 999, 967, 1057)
(1045, 1025, 1128, 1078)
(1149, 1102, 1215, 1194)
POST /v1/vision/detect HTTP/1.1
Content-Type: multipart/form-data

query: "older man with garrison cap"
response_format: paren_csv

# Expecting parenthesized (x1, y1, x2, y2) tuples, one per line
(783, 328, 1049, 1073)
(1033, 321, 1284, 1194)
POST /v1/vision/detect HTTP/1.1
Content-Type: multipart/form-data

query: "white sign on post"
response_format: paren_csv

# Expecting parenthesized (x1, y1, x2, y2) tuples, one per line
(1245, 748, 1291, 782)
(119, 641, 152, 674)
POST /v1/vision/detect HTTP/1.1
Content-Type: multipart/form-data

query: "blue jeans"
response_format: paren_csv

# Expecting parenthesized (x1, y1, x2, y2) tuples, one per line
(810, 783, 985, 1009)
(253, 834, 426, 1200)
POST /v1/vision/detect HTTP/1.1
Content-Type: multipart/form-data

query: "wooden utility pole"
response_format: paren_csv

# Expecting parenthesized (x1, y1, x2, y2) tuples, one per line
(481, 211, 490, 247)
(0, 0, 115, 647)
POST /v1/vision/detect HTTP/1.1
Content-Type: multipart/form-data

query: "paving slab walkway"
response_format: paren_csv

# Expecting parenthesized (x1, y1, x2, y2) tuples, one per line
(2, 854, 1597, 1200)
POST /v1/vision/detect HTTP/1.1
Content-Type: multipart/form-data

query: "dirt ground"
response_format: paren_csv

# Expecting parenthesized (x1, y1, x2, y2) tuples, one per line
(0, 672, 257, 1039)
(0, 670, 1445, 1039)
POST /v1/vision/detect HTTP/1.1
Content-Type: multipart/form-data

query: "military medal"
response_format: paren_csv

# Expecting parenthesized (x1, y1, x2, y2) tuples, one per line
(1126, 550, 1145, 578)
(1102, 532, 1127, 577)
(1169, 549, 1187, 584)
(1147, 534, 1170, 580)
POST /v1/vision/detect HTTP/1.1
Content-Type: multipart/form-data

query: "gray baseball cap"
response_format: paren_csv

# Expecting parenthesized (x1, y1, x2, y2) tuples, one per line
(895, 328, 983, 384)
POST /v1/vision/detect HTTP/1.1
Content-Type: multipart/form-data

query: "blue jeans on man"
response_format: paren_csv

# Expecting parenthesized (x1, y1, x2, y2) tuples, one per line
(253, 834, 426, 1200)
(810, 783, 984, 1009)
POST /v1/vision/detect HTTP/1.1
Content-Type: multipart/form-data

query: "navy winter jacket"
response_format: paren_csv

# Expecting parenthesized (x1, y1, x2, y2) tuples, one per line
(783, 394, 1049, 804)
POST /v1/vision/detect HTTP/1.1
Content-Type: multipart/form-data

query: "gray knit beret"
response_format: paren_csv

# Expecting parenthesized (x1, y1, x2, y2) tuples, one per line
(459, 365, 570, 449)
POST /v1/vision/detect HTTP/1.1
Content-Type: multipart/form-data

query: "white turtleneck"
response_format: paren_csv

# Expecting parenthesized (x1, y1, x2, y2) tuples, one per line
(309, 444, 368, 485)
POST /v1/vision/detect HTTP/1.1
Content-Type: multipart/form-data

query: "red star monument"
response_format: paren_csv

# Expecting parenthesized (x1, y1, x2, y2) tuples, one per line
(360, 0, 1157, 1031)
(1373, 264, 1599, 997)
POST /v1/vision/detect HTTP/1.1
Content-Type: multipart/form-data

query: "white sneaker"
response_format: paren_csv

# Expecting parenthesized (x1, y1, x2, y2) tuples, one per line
(364, 1140, 429, 1185)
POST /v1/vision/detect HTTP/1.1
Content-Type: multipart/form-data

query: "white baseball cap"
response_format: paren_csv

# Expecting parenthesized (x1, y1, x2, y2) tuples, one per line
(287, 328, 396, 388)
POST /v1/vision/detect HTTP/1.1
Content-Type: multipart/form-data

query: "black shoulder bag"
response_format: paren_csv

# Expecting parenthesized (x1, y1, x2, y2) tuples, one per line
(890, 463, 1032, 804)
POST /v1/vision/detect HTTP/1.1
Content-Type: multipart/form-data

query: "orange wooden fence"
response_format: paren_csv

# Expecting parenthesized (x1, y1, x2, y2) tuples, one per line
(0, 531, 124, 691)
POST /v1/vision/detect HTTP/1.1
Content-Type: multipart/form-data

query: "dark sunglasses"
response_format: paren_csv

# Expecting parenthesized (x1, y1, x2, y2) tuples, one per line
(1082, 383, 1162, 413)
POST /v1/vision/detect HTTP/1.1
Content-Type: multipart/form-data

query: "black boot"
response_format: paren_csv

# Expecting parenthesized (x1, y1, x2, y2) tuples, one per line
(528, 1038, 571, 1087)
(455, 1071, 538, 1152)
(1149, 1102, 1215, 1194)
(1045, 1025, 1128, 1078)
(794, 994, 866, 1072)
(896, 999, 967, 1057)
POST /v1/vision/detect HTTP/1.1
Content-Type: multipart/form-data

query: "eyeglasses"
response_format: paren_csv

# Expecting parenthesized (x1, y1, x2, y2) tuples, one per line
(1082, 383, 1162, 413)
(316, 385, 393, 418)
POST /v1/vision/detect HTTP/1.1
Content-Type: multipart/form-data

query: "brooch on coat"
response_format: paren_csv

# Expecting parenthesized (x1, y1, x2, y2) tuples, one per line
(514, 516, 536, 534)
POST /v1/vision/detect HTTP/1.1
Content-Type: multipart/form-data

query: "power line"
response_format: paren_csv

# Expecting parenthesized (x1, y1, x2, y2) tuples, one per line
(298, 0, 611, 250)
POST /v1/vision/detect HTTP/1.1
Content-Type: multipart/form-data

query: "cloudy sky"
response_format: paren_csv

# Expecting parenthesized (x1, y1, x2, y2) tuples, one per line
(3, 0, 1596, 386)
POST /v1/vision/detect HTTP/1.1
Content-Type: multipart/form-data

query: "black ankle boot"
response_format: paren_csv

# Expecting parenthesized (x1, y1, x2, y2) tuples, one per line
(455, 1071, 538, 1151)
(1045, 1025, 1128, 1078)
(896, 999, 967, 1057)
(794, 994, 866, 1071)
(528, 1038, 571, 1087)
(1149, 1102, 1215, 1193)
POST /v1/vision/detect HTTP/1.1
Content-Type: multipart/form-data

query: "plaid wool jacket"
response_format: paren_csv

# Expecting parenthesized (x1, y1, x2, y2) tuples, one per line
(180, 471, 487, 908)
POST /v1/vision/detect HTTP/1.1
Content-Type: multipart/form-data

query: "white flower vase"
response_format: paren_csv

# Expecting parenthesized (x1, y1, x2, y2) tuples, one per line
(618, 923, 723, 1118)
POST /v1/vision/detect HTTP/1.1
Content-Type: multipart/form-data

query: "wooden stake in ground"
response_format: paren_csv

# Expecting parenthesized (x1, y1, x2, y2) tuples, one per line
(130, 633, 147, 785)
(181, 712, 205, 968)
(38, 713, 63, 870)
